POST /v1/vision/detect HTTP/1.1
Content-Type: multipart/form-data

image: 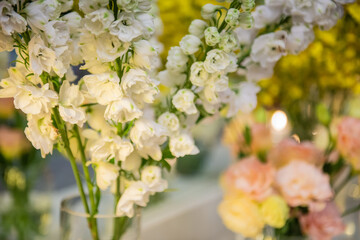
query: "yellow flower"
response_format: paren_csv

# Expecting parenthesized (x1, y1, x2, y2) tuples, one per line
(218, 195, 264, 238)
(260, 195, 289, 229)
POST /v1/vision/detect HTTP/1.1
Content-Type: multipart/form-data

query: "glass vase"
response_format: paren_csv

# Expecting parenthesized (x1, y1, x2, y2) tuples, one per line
(60, 194, 140, 240)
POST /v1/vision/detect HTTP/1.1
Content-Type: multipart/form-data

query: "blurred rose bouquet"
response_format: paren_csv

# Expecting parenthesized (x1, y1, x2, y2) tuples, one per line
(219, 114, 360, 239)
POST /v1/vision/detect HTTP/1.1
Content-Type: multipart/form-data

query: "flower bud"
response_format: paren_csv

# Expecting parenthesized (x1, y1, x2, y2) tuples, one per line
(241, 0, 255, 12)
(225, 8, 240, 27)
(179, 35, 202, 55)
(189, 19, 208, 38)
(238, 12, 254, 29)
(201, 4, 222, 20)
(204, 27, 220, 46)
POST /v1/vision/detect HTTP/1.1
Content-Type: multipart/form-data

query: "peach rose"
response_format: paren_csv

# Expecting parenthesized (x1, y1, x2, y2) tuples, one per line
(0, 126, 30, 159)
(224, 156, 275, 201)
(268, 138, 324, 168)
(223, 119, 272, 156)
(336, 117, 360, 170)
(300, 202, 345, 240)
(275, 160, 333, 207)
(0, 98, 14, 118)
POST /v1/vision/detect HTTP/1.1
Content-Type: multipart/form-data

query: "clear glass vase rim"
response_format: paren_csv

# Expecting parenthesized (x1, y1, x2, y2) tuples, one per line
(60, 194, 134, 219)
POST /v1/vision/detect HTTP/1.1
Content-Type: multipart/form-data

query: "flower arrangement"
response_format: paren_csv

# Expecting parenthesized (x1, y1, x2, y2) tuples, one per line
(0, 0, 356, 238)
(220, 114, 360, 239)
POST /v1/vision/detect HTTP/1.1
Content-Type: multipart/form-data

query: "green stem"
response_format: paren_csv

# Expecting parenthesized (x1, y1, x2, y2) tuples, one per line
(52, 108, 99, 240)
(73, 125, 100, 237)
(112, 163, 124, 240)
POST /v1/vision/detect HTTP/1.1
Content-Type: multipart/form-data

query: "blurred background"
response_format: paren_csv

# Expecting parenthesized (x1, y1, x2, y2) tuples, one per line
(0, 0, 359, 239)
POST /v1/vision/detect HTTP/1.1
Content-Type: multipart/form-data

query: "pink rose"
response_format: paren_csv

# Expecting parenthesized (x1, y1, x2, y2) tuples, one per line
(337, 117, 360, 170)
(0, 126, 30, 159)
(275, 160, 333, 207)
(224, 156, 275, 201)
(268, 139, 324, 168)
(300, 202, 345, 240)
(0, 98, 14, 118)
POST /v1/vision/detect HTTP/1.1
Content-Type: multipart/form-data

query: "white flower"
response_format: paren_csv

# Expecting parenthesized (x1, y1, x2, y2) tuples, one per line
(122, 151, 141, 172)
(61, 12, 82, 33)
(169, 133, 199, 158)
(136, 13, 155, 39)
(83, 72, 123, 105)
(225, 8, 240, 27)
(14, 83, 58, 115)
(91, 161, 120, 190)
(287, 25, 314, 55)
(219, 32, 238, 52)
(116, 181, 150, 217)
(203, 73, 229, 104)
(201, 4, 222, 20)
(117, 0, 138, 12)
(165, 46, 188, 72)
(121, 69, 158, 106)
(204, 49, 230, 73)
(59, 0, 73, 12)
(157, 70, 186, 88)
(86, 105, 116, 134)
(53, 45, 71, 77)
(79, 0, 108, 14)
(90, 134, 134, 162)
(130, 119, 167, 160)
(204, 27, 220, 46)
(25, 114, 58, 158)
(141, 166, 168, 194)
(28, 35, 56, 74)
(198, 91, 220, 114)
(227, 82, 260, 117)
(234, 28, 257, 46)
(132, 40, 157, 70)
(251, 31, 287, 67)
(0, 1, 27, 35)
(315, 1, 343, 30)
(109, 12, 142, 42)
(252, 6, 282, 29)
(188, 19, 208, 39)
(83, 8, 114, 36)
(190, 61, 209, 87)
(158, 112, 180, 134)
(0, 66, 27, 98)
(179, 35, 202, 55)
(105, 97, 143, 123)
(59, 81, 86, 126)
(265, 0, 286, 6)
(172, 89, 197, 115)
(0, 32, 14, 51)
(137, 0, 151, 11)
(242, 58, 275, 82)
(44, 20, 70, 47)
(96, 32, 129, 62)
(24, 0, 62, 31)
